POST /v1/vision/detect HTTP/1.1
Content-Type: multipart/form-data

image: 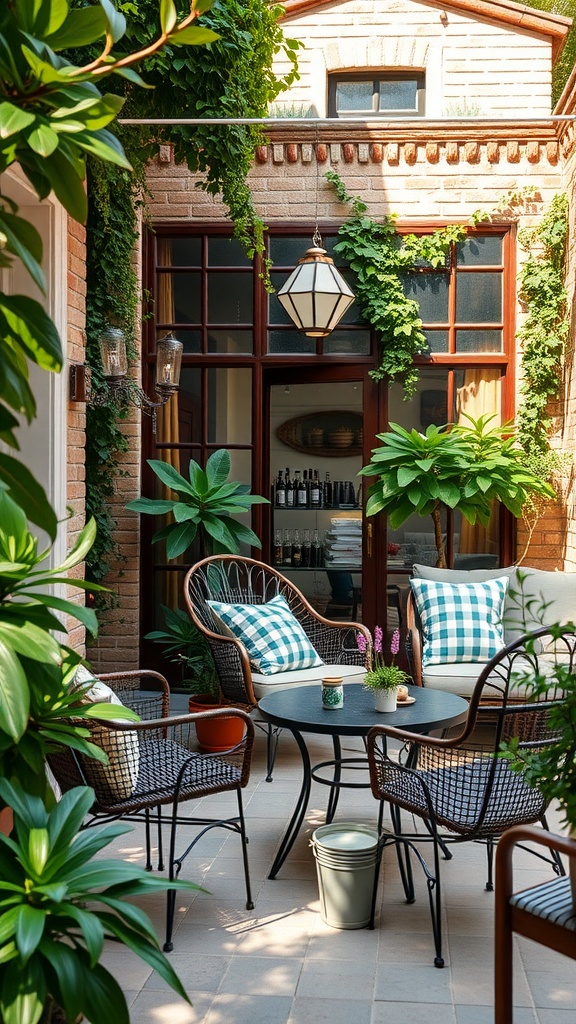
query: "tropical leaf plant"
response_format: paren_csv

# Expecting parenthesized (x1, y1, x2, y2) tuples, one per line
(127, 449, 269, 559)
(360, 415, 556, 567)
(0, 780, 201, 1024)
(145, 604, 219, 696)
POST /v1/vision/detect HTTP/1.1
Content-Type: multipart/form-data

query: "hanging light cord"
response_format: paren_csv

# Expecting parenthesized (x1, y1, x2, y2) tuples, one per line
(312, 122, 322, 249)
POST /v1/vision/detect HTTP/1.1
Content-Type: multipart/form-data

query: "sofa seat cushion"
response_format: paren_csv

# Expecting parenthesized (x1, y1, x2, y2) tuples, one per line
(251, 663, 365, 700)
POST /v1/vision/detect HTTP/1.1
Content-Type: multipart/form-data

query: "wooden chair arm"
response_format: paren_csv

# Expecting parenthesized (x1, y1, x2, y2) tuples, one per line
(496, 824, 576, 898)
(405, 592, 423, 686)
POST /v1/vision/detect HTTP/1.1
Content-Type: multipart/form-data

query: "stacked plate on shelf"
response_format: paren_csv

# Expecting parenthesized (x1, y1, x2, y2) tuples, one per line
(324, 517, 362, 567)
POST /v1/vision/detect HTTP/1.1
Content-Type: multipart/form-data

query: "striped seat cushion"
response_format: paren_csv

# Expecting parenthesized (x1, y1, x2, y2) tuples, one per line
(410, 576, 510, 667)
(207, 593, 323, 676)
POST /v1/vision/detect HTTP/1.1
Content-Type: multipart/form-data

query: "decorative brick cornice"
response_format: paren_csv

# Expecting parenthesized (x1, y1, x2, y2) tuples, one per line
(253, 134, 561, 167)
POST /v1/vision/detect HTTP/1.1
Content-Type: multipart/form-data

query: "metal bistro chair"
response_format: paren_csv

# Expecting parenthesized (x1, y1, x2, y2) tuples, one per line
(184, 555, 371, 780)
(366, 627, 576, 967)
(47, 670, 254, 952)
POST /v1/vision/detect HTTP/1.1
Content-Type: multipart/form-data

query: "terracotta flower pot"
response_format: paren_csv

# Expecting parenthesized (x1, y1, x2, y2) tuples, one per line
(188, 694, 247, 753)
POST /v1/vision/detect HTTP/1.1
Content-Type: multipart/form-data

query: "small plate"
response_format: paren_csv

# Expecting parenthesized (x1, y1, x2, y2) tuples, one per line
(396, 696, 416, 706)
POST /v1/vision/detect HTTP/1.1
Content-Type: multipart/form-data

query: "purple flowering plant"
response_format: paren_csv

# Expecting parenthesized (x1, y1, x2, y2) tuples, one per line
(358, 627, 410, 691)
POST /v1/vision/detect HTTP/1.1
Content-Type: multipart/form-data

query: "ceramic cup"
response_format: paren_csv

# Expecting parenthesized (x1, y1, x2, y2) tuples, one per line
(322, 676, 344, 709)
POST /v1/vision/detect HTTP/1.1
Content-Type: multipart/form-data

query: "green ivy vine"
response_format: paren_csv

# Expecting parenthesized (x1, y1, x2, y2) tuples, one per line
(83, 150, 145, 608)
(515, 193, 569, 459)
(325, 171, 466, 397)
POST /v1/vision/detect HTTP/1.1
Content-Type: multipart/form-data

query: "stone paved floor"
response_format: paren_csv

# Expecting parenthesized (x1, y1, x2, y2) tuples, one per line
(99, 705, 576, 1024)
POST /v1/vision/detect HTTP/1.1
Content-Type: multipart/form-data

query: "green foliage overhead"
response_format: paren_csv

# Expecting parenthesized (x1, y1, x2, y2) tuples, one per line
(360, 415, 556, 567)
(516, 193, 569, 457)
(112, 0, 300, 262)
(325, 171, 467, 398)
(127, 448, 269, 558)
(0, 781, 198, 1024)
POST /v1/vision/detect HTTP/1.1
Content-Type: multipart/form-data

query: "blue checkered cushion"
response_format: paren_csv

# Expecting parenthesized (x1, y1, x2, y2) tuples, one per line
(410, 576, 510, 667)
(207, 593, 323, 676)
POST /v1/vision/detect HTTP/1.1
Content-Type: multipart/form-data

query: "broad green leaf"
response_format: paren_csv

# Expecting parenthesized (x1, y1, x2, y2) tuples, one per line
(171, 25, 220, 45)
(0, 209, 46, 293)
(172, 503, 200, 523)
(71, 127, 132, 170)
(165, 521, 198, 559)
(53, 903, 105, 966)
(15, 0, 68, 37)
(26, 123, 59, 158)
(43, 5, 108, 49)
(99, 0, 127, 43)
(15, 904, 45, 963)
(0, 457, 56, 539)
(148, 459, 195, 496)
(49, 516, 96, 573)
(225, 519, 262, 548)
(205, 448, 231, 488)
(0, 640, 29, 741)
(0, 957, 45, 1024)
(0, 294, 62, 370)
(0, 103, 36, 139)
(125, 498, 175, 514)
(0, 621, 61, 664)
(40, 146, 88, 222)
(160, 0, 178, 34)
(29, 594, 98, 637)
(96, 912, 190, 1002)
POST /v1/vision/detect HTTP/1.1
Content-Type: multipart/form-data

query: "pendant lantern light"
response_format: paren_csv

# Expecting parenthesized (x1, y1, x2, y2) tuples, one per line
(277, 231, 355, 338)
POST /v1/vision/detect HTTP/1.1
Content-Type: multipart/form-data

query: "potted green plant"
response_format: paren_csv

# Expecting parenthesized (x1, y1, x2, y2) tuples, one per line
(359, 415, 555, 568)
(0, 780, 199, 1024)
(499, 627, 576, 905)
(128, 449, 269, 750)
(144, 606, 245, 752)
(357, 627, 410, 712)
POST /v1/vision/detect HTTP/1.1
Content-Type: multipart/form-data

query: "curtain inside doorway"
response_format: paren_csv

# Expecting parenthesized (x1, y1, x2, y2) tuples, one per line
(156, 240, 182, 608)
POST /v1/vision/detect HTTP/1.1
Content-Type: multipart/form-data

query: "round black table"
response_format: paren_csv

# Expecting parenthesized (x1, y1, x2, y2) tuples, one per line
(258, 683, 469, 878)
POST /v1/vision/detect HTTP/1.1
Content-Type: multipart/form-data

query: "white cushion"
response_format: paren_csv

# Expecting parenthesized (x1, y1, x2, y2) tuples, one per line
(251, 663, 365, 700)
(410, 576, 509, 667)
(71, 666, 139, 802)
(207, 593, 323, 675)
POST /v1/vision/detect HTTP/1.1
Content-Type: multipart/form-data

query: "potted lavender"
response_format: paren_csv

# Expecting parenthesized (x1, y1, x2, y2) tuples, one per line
(357, 628, 410, 712)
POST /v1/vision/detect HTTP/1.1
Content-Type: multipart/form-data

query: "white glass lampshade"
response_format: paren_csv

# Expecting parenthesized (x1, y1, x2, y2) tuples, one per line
(155, 333, 183, 389)
(277, 246, 355, 338)
(99, 327, 127, 379)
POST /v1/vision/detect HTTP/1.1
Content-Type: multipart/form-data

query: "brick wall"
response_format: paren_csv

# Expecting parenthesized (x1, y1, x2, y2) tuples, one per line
(65, 215, 88, 655)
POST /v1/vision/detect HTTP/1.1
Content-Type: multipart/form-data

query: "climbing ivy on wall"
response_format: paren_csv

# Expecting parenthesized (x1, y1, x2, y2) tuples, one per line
(515, 192, 569, 458)
(325, 171, 467, 398)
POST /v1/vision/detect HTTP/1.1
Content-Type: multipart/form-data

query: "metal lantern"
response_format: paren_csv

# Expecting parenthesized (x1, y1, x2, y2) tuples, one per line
(98, 326, 128, 380)
(155, 332, 183, 394)
(277, 245, 355, 338)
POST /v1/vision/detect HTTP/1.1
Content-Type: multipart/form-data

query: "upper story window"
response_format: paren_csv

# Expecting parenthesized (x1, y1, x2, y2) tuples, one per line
(328, 72, 425, 117)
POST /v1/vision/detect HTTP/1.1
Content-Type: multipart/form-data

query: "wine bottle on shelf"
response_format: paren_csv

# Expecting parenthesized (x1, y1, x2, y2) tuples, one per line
(308, 468, 314, 505)
(285, 468, 295, 508)
(301, 528, 311, 567)
(324, 472, 333, 509)
(273, 529, 283, 565)
(310, 528, 322, 568)
(275, 469, 286, 508)
(310, 469, 321, 509)
(297, 470, 307, 507)
(282, 529, 292, 565)
(291, 529, 302, 567)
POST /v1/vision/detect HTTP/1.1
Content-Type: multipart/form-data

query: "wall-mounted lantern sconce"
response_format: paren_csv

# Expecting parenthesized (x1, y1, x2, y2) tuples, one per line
(69, 328, 183, 432)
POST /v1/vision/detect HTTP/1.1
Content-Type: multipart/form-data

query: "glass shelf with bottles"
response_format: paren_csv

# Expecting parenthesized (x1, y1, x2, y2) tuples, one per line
(272, 466, 361, 511)
(273, 528, 328, 571)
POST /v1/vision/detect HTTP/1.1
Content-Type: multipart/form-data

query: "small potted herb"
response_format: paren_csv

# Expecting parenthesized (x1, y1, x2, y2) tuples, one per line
(357, 627, 410, 712)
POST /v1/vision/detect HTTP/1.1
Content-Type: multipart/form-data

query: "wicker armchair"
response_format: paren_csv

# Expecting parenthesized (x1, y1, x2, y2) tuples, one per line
(47, 670, 254, 952)
(184, 556, 371, 779)
(366, 627, 576, 967)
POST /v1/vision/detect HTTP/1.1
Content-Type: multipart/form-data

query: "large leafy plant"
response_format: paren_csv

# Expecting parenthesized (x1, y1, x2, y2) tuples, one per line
(145, 604, 219, 696)
(127, 449, 269, 558)
(0, 781, 199, 1024)
(360, 415, 555, 568)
